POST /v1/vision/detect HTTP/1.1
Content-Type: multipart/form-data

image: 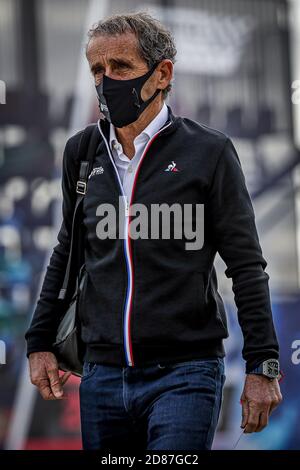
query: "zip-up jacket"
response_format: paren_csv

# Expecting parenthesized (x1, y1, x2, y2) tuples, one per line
(25, 106, 279, 373)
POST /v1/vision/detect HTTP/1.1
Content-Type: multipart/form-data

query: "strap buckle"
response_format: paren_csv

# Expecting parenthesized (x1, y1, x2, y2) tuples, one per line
(76, 180, 87, 195)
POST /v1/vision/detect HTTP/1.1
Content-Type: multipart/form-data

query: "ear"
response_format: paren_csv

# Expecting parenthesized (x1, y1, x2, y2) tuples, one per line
(156, 59, 173, 93)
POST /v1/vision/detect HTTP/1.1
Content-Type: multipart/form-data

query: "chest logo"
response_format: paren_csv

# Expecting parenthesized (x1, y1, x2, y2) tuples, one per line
(164, 161, 180, 172)
(89, 166, 104, 179)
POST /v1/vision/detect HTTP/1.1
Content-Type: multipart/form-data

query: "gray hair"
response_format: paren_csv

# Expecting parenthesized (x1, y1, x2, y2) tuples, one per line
(86, 11, 177, 98)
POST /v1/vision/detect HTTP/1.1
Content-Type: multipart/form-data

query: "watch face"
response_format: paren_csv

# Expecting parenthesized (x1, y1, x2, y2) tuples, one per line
(264, 360, 279, 377)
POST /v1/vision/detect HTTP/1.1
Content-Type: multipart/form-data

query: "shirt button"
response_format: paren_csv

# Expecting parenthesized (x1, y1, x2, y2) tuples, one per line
(127, 165, 133, 173)
(113, 141, 121, 151)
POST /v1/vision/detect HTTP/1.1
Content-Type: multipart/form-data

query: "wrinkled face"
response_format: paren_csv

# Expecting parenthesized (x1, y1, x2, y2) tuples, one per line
(86, 32, 157, 100)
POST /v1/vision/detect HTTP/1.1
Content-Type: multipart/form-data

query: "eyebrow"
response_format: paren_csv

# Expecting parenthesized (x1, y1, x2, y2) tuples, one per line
(90, 58, 133, 74)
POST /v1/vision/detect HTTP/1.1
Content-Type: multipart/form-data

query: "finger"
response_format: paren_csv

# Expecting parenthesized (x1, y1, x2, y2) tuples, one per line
(38, 378, 57, 400)
(269, 398, 280, 415)
(241, 399, 249, 428)
(47, 368, 63, 398)
(255, 410, 269, 432)
(244, 403, 260, 433)
(61, 371, 72, 386)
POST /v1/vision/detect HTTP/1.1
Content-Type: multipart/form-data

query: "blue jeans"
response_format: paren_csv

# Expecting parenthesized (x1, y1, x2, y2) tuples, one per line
(79, 357, 225, 450)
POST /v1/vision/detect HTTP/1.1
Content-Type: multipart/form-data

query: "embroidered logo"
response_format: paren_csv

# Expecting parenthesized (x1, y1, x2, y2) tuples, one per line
(164, 161, 180, 172)
(89, 166, 104, 179)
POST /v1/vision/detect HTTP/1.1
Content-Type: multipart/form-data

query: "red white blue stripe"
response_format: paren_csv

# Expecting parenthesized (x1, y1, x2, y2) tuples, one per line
(97, 119, 172, 366)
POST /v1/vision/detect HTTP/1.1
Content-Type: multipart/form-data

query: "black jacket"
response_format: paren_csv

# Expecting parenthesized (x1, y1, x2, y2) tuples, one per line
(25, 106, 279, 373)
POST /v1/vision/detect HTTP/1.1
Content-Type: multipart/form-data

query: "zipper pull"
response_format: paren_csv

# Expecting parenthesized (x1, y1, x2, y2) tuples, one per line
(124, 196, 130, 217)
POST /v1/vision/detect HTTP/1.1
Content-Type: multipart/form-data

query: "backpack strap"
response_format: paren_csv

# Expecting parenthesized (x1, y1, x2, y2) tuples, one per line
(58, 124, 100, 301)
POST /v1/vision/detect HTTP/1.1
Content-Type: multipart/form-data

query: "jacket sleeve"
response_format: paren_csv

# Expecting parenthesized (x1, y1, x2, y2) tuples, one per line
(25, 133, 81, 356)
(207, 137, 280, 373)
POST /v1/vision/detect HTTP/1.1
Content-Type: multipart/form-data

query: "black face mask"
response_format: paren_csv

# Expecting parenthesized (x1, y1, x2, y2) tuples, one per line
(95, 62, 161, 128)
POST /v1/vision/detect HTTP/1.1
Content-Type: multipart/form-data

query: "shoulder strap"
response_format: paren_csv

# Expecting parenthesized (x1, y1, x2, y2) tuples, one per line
(58, 123, 99, 301)
(75, 123, 98, 193)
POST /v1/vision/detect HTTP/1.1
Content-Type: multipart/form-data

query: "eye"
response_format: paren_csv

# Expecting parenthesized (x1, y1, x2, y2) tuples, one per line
(112, 61, 131, 72)
(92, 68, 105, 85)
(93, 67, 104, 76)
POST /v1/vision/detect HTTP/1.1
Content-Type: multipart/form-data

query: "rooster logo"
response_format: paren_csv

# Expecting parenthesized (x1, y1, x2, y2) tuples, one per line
(164, 161, 180, 172)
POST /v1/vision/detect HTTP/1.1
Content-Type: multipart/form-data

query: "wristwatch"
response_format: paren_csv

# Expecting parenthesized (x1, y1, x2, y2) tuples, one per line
(248, 359, 281, 381)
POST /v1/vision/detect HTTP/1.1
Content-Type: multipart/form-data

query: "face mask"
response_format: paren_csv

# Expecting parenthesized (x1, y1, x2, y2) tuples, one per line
(95, 62, 161, 128)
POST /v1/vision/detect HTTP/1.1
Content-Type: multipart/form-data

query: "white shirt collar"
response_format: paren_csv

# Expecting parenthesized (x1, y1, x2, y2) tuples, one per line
(109, 102, 169, 154)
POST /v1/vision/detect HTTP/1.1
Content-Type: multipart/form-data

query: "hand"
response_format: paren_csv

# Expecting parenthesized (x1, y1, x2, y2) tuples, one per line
(240, 374, 283, 433)
(29, 351, 72, 400)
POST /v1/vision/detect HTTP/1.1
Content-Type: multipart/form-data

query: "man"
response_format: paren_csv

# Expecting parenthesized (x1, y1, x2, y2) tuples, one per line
(25, 12, 282, 450)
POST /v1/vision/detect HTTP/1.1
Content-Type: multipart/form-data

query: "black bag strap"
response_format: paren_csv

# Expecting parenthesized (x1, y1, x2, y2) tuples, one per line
(58, 123, 100, 301)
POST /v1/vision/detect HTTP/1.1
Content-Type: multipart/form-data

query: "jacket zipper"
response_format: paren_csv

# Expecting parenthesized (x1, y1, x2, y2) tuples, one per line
(97, 119, 172, 366)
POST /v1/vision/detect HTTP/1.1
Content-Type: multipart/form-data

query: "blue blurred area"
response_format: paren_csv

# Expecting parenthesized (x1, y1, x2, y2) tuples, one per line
(214, 297, 300, 449)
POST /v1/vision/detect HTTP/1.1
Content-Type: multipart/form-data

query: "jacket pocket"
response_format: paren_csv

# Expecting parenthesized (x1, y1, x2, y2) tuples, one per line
(132, 269, 209, 344)
(194, 270, 206, 316)
(77, 266, 88, 325)
(78, 270, 124, 345)
(207, 275, 228, 333)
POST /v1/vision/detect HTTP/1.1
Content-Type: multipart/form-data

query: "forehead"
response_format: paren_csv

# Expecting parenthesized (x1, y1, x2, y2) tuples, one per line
(86, 32, 141, 62)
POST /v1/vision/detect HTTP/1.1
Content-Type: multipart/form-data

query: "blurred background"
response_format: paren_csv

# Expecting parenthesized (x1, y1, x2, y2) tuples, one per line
(0, 0, 300, 450)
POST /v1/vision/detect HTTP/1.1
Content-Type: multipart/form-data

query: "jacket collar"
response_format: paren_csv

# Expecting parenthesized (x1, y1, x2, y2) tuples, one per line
(96, 104, 181, 153)
(109, 102, 169, 150)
